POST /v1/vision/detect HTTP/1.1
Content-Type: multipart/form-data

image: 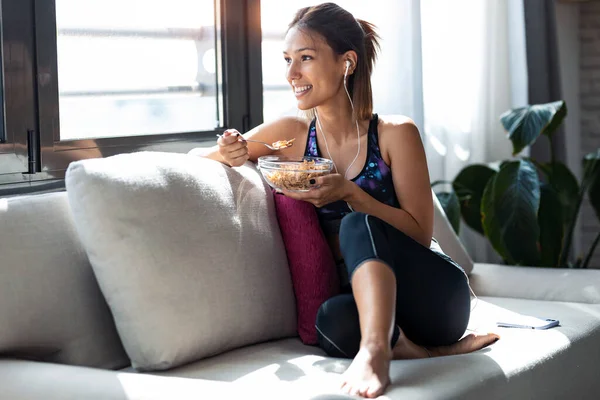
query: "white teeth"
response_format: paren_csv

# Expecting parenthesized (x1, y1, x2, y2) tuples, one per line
(294, 85, 312, 94)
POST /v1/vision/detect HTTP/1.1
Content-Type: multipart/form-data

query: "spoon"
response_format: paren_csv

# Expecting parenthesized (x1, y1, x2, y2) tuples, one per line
(216, 134, 295, 150)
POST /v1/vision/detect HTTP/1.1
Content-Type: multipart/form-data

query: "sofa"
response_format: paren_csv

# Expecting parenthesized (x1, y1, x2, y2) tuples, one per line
(1, 151, 599, 400)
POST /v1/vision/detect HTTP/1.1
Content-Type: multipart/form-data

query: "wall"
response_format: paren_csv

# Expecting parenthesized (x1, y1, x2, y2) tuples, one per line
(579, 1, 600, 268)
(555, 1, 582, 257)
(555, 1, 600, 268)
(579, 2, 600, 268)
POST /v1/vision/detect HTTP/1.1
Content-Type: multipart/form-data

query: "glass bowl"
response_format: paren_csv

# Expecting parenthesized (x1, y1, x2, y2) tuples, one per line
(257, 156, 334, 192)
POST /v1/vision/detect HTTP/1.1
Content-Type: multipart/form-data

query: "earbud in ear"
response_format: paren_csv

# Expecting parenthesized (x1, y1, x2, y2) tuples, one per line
(344, 60, 351, 81)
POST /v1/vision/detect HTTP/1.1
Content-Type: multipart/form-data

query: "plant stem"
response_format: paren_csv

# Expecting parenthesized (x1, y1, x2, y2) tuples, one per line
(549, 135, 556, 166)
(558, 192, 582, 267)
(527, 157, 546, 175)
(582, 231, 600, 269)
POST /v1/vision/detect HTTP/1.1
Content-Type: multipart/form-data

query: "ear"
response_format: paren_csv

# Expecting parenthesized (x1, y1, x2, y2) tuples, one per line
(342, 51, 358, 75)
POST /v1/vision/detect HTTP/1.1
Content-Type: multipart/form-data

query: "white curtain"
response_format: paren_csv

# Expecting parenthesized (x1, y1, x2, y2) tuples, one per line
(419, 0, 528, 262)
(368, 0, 424, 130)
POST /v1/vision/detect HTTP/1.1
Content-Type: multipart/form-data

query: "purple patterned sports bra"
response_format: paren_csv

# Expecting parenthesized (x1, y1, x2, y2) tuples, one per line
(304, 114, 400, 235)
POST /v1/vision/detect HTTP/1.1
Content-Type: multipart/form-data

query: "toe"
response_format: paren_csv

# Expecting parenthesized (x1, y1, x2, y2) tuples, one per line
(358, 383, 370, 397)
(340, 381, 351, 394)
(484, 333, 500, 347)
(468, 333, 500, 352)
(366, 384, 384, 398)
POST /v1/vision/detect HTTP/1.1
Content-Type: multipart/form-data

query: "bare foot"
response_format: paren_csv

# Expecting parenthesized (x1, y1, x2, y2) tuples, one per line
(392, 329, 500, 359)
(341, 341, 391, 398)
(429, 332, 500, 357)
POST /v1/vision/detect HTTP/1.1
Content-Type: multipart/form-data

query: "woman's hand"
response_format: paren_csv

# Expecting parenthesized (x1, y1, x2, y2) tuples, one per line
(281, 174, 355, 207)
(217, 129, 249, 167)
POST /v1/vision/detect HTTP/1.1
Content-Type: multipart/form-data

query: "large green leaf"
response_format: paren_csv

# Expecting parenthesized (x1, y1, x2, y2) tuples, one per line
(538, 185, 564, 267)
(500, 100, 567, 156)
(481, 160, 541, 266)
(584, 149, 600, 220)
(435, 191, 461, 234)
(542, 161, 580, 226)
(453, 165, 497, 235)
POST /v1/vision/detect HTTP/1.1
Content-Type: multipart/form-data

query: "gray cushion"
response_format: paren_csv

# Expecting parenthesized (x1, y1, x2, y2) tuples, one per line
(0, 192, 128, 369)
(65, 152, 297, 371)
(189, 146, 473, 275)
(432, 191, 474, 274)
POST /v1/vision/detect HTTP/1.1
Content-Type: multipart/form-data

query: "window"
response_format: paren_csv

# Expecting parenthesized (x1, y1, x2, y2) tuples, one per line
(260, 1, 311, 122)
(0, 0, 262, 193)
(0, 0, 40, 183)
(0, 38, 4, 144)
(55, 0, 220, 140)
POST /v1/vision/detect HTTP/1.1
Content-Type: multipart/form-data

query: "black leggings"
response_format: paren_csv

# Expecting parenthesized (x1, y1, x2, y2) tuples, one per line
(315, 212, 471, 358)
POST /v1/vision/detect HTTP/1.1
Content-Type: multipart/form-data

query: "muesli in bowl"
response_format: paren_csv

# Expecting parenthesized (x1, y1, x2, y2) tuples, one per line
(257, 156, 334, 192)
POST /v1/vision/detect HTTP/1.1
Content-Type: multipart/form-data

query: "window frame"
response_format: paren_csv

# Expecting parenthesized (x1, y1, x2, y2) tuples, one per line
(0, 0, 39, 184)
(0, 0, 263, 194)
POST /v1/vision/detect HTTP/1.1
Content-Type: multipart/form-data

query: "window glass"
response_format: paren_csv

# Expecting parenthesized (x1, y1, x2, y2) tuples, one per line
(56, 0, 219, 140)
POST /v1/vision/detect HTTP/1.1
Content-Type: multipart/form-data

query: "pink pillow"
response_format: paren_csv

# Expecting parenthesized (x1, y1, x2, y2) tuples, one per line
(272, 192, 340, 345)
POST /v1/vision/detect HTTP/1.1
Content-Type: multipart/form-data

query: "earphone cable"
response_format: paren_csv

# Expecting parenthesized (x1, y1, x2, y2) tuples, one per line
(315, 62, 361, 180)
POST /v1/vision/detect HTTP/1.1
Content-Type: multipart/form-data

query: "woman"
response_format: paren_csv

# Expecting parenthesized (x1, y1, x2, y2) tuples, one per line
(200, 3, 499, 398)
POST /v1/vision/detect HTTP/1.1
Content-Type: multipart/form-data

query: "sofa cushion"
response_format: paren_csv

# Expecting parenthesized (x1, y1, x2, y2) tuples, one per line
(273, 191, 339, 345)
(0, 192, 128, 369)
(432, 191, 474, 275)
(471, 263, 600, 303)
(151, 297, 600, 399)
(0, 359, 238, 400)
(65, 152, 297, 371)
(189, 147, 474, 276)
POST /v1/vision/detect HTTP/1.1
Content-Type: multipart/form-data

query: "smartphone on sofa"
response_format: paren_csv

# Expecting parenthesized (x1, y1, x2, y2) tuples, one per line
(496, 316, 560, 330)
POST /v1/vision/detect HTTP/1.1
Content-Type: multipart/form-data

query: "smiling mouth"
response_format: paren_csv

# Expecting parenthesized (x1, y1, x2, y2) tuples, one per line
(294, 85, 313, 97)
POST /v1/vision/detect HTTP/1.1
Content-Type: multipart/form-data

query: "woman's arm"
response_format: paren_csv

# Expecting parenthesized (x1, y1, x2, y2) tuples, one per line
(193, 116, 308, 165)
(345, 119, 433, 247)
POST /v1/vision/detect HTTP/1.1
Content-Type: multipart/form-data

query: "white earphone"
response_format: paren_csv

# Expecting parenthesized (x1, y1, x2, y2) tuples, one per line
(345, 59, 351, 75)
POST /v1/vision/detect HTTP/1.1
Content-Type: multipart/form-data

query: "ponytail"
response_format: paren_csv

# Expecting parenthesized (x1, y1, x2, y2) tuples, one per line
(352, 19, 380, 120)
(357, 19, 380, 77)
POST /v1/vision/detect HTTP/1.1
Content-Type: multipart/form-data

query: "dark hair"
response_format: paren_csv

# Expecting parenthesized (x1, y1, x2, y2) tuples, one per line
(288, 3, 380, 120)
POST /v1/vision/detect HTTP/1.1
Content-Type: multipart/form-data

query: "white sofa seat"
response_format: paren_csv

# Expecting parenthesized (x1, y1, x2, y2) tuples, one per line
(0, 359, 238, 400)
(471, 263, 600, 304)
(148, 297, 600, 400)
(3, 296, 598, 399)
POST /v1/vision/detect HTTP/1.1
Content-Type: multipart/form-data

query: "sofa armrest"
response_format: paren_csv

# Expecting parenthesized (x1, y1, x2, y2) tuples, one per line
(0, 360, 231, 400)
(470, 263, 600, 304)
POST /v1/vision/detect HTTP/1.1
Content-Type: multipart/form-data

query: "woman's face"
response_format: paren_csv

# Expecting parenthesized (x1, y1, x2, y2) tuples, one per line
(283, 27, 343, 110)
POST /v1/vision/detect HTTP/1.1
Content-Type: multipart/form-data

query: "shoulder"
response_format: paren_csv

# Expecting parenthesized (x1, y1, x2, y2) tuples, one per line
(378, 115, 420, 137)
(376, 115, 423, 162)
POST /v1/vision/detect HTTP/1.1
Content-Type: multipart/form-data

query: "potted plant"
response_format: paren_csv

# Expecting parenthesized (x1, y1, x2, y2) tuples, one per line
(432, 100, 600, 268)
